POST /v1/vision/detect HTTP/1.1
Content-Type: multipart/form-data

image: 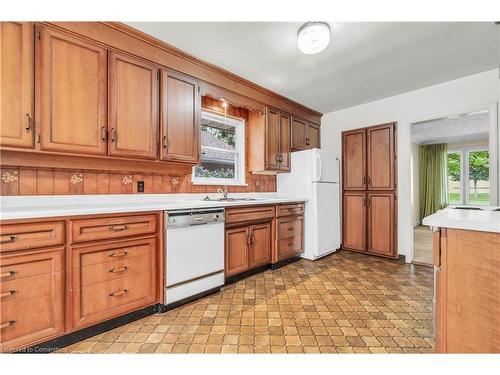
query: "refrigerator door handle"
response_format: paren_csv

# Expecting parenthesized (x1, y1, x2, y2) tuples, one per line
(316, 152, 322, 181)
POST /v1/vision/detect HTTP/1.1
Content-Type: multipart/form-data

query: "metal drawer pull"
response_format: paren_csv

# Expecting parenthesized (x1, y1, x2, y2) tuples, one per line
(0, 270, 17, 278)
(109, 251, 128, 258)
(109, 266, 128, 273)
(0, 320, 17, 329)
(288, 227, 295, 231)
(108, 225, 128, 231)
(109, 289, 128, 297)
(0, 290, 18, 298)
(1, 235, 18, 244)
(288, 242, 294, 247)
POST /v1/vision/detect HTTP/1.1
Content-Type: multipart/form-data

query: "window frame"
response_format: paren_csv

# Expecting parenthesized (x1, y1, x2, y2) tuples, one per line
(191, 110, 247, 186)
(447, 145, 490, 205)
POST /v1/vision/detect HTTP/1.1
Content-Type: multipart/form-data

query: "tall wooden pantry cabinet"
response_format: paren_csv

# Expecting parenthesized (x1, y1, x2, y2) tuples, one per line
(341, 123, 398, 258)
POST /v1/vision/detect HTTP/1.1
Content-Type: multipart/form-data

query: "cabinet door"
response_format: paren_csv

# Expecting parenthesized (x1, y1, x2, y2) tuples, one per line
(342, 129, 366, 190)
(249, 223, 271, 269)
(291, 117, 307, 151)
(265, 107, 280, 170)
(0, 22, 34, 149)
(306, 123, 320, 149)
(37, 26, 107, 155)
(367, 192, 395, 257)
(225, 226, 250, 277)
(279, 112, 291, 171)
(109, 52, 159, 160)
(342, 192, 366, 251)
(161, 69, 200, 163)
(367, 123, 395, 190)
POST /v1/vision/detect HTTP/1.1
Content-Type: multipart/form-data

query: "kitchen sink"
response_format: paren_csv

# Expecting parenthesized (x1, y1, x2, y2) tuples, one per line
(202, 196, 261, 202)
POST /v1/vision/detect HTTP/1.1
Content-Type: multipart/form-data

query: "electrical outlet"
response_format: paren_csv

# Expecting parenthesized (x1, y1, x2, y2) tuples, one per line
(137, 180, 145, 193)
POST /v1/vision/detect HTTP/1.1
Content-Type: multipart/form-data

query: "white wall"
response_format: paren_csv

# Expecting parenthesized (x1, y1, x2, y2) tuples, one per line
(411, 143, 420, 227)
(322, 69, 499, 261)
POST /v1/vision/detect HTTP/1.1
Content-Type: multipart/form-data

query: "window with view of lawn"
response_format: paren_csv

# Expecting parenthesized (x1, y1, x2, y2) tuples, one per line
(447, 149, 490, 205)
(192, 111, 246, 186)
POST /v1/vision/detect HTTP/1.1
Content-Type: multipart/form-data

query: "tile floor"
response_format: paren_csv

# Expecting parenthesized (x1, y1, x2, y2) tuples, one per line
(413, 225, 434, 266)
(57, 251, 434, 354)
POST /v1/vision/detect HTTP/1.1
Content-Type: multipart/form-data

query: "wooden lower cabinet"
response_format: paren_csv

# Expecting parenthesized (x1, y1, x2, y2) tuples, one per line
(342, 192, 366, 252)
(69, 237, 157, 330)
(0, 247, 65, 352)
(225, 222, 271, 277)
(342, 191, 396, 258)
(275, 215, 304, 261)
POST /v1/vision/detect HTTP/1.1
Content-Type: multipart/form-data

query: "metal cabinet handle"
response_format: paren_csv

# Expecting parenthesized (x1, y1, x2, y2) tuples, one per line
(163, 135, 168, 149)
(0, 235, 18, 244)
(109, 266, 128, 273)
(25, 113, 32, 132)
(0, 270, 17, 278)
(108, 251, 128, 258)
(367, 198, 371, 207)
(110, 128, 116, 143)
(0, 290, 17, 298)
(305, 137, 310, 146)
(108, 225, 128, 231)
(101, 126, 107, 142)
(246, 234, 251, 245)
(288, 242, 294, 247)
(0, 320, 17, 330)
(109, 289, 128, 297)
(251, 234, 255, 244)
(367, 176, 371, 186)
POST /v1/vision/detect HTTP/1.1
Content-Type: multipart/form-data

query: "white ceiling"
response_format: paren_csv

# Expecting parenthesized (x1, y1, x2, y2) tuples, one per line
(127, 22, 499, 113)
(411, 110, 490, 145)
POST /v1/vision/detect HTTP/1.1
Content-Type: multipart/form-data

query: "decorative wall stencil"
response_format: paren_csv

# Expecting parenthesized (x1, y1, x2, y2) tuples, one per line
(1, 170, 18, 183)
(69, 174, 83, 184)
(171, 177, 180, 186)
(122, 175, 132, 184)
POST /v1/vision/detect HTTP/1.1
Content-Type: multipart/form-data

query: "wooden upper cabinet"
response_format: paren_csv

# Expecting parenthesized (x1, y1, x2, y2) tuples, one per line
(266, 107, 280, 170)
(367, 192, 395, 257)
(342, 192, 366, 252)
(342, 129, 366, 190)
(0, 22, 34, 149)
(161, 69, 200, 163)
(249, 223, 271, 269)
(278, 112, 291, 171)
(291, 117, 307, 151)
(367, 123, 395, 190)
(36, 26, 107, 155)
(306, 123, 320, 149)
(108, 51, 159, 160)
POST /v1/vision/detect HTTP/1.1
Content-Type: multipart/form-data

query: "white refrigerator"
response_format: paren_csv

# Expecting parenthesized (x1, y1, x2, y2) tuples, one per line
(277, 148, 340, 260)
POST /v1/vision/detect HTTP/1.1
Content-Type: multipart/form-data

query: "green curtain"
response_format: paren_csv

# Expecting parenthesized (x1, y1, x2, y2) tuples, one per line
(419, 143, 449, 220)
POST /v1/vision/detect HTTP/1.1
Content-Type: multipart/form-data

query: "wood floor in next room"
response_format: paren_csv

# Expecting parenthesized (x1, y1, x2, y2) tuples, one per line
(57, 251, 434, 354)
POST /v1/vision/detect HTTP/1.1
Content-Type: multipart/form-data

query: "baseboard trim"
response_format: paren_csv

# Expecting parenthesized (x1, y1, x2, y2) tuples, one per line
(16, 304, 159, 354)
(270, 256, 301, 270)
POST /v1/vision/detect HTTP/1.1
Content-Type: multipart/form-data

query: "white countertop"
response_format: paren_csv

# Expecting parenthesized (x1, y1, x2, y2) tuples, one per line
(0, 193, 307, 221)
(422, 206, 500, 233)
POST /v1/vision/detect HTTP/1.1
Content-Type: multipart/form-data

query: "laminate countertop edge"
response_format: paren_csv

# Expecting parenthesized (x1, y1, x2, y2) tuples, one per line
(0, 195, 308, 221)
(422, 207, 500, 234)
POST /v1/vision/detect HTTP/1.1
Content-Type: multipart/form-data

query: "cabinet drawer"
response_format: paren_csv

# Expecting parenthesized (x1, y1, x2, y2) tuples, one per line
(277, 203, 304, 217)
(225, 206, 275, 225)
(0, 221, 65, 253)
(277, 236, 303, 258)
(1, 271, 63, 306)
(70, 214, 157, 243)
(277, 216, 304, 240)
(70, 237, 156, 289)
(0, 293, 64, 352)
(0, 247, 64, 282)
(71, 271, 156, 330)
(78, 254, 152, 287)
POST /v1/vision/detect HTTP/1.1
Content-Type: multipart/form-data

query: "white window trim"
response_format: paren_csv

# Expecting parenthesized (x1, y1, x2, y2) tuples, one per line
(191, 111, 247, 186)
(447, 145, 490, 205)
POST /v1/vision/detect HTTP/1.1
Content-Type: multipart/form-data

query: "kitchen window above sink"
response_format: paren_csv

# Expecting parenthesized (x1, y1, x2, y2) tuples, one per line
(192, 110, 246, 186)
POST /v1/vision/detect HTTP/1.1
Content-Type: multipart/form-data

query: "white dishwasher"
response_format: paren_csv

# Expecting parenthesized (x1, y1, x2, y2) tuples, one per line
(164, 208, 225, 307)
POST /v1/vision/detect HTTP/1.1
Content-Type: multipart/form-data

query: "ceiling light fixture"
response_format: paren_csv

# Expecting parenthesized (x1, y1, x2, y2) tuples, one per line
(297, 22, 331, 55)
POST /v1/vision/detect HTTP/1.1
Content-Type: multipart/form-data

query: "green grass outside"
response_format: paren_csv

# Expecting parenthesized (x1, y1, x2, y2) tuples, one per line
(449, 192, 490, 205)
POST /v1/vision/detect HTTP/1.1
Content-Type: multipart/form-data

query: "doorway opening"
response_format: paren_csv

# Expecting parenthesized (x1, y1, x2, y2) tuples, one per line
(410, 107, 495, 266)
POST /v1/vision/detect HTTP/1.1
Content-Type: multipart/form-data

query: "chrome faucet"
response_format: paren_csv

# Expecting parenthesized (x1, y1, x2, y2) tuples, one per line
(218, 186, 228, 199)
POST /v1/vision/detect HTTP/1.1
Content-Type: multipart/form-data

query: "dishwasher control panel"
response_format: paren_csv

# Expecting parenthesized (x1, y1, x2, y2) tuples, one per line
(166, 208, 225, 229)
